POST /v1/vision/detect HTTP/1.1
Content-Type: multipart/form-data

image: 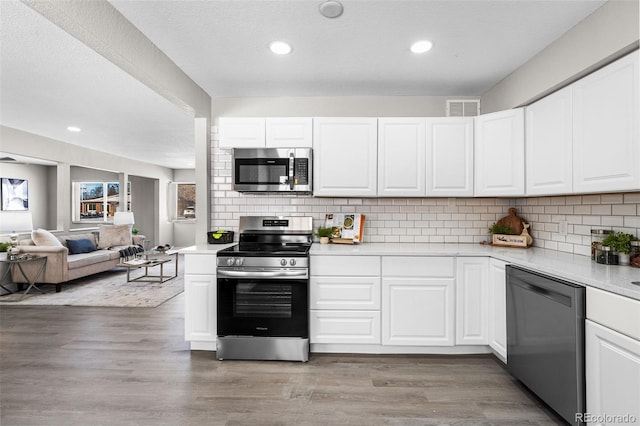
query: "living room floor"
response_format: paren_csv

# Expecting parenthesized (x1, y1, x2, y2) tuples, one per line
(1, 293, 564, 425)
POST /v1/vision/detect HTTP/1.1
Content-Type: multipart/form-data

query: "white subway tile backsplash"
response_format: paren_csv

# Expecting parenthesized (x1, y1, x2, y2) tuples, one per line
(211, 143, 638, 257)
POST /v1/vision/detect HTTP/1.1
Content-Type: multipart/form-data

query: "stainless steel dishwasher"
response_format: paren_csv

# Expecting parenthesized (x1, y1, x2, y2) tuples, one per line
(506, 265, 586, 426)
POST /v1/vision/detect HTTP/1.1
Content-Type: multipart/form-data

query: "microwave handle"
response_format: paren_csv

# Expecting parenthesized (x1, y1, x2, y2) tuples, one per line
(288, 152, 295, 190)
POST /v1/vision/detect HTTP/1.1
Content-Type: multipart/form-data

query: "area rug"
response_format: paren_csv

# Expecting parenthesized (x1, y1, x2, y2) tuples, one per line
(0, 255, 184, 308)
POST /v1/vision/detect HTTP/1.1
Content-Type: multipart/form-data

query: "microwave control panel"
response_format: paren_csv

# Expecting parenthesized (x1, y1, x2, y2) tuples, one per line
(294, 158, 309, 185)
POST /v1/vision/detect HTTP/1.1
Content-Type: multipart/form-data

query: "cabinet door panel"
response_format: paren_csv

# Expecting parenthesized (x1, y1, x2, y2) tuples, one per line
(474, 109, 525, 196)
(219, 118, 265, 148)
(313, 118, 378, 196)
(184, 274, 216, 342)
(311, 255, 380, 276)
(573, 51, 640, 193)
(310, 276, 381, 310)
(456, 258, 489, 345)
(265, 118, 312, 147)
(426, 118, 474, 196)
(586, 320, 640, 424)
(382, 278, 455, 346)
(378, 118, 426, 196)
(525, 86, 573, 195)
(382, 256, 454, 278)
(310, 310, 381, 344)
(489, 259, 507, 360)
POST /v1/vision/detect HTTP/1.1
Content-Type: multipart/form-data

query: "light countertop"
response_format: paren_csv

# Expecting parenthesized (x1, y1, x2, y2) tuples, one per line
(311, 243, 640, 301)
(181, 243, 640, 301)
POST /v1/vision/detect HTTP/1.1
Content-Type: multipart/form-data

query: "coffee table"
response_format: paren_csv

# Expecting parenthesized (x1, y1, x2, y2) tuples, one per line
(138, 249, 179, 280)
(118, 257, 173, 283)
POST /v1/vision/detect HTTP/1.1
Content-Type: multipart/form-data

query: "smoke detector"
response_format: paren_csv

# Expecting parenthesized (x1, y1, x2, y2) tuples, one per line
(319, 1, 343, 18)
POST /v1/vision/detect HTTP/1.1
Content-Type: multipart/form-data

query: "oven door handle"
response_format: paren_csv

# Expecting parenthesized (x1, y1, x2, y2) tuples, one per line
(217, 269, 309, 279)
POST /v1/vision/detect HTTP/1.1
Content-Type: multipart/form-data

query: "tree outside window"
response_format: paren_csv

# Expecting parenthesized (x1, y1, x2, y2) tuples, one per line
(177, 183, 196, 219)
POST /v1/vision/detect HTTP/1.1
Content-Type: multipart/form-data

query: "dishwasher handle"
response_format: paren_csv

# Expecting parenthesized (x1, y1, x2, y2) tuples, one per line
(509, 278, 573, 307)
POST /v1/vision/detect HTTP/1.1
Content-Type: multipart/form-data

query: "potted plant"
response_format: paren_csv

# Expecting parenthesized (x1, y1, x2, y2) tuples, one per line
(314, 227, 334, 244)
(488, 223, 515, 235)
(602, 232, 638, 265)
(0, 241, 10, 261)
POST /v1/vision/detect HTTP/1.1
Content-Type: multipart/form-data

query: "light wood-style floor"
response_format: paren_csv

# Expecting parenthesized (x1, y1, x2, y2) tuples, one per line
(1, 292, 565, 425)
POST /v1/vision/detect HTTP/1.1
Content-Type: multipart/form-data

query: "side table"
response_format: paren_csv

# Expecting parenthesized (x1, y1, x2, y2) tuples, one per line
(0, 255, 47, 300)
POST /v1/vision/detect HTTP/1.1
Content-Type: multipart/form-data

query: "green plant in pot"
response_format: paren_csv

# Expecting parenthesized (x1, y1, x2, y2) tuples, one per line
(602, 232, 638, 265)
(314, 227, 333, 244)
(0, 242, 11, 253)
(488, 223, 515, 235)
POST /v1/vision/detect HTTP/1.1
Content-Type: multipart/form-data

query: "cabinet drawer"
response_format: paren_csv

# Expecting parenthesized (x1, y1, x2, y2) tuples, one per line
(382, 256, 454, 277)
(311, 255, 380, 276)
(587, 287, 640, 340)
(184, 254, 217, 275)
(310, 310, 381, 344)
(310, 277, 381, 310)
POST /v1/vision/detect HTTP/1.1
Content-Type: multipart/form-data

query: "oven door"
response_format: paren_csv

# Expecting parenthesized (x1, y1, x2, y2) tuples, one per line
(217, 268, 309, 338)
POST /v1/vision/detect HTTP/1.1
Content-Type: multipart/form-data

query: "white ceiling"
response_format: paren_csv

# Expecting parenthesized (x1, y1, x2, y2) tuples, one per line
(0, 0, 607, 169)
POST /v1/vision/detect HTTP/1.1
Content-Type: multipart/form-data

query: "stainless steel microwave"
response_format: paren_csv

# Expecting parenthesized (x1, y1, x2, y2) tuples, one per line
(232, 148, 312, 193)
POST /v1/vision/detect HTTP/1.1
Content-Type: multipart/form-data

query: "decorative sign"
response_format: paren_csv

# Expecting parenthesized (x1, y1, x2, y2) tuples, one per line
(492, 234, 528, 248)
(1, 178, 28, 211)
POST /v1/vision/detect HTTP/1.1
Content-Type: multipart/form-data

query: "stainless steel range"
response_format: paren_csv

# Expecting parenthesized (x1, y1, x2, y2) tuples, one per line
(216, 216, 312, 362)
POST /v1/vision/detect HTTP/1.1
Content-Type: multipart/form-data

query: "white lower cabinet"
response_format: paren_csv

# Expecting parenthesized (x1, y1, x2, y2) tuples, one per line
(382, 257, 455, 346)
(455, 257, 489, 345)
(586, 320, 640, 425)
(310, 311, 381, 344)
(184, 253, 217, 346)
(488, 258, 507, 360)
(585, 287, 640, 424)
(310, 255, 381, 345)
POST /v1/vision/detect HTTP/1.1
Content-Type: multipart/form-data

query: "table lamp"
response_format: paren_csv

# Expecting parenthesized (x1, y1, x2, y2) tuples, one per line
(0, 211, 33, 259)
(113, 211, 135, 226)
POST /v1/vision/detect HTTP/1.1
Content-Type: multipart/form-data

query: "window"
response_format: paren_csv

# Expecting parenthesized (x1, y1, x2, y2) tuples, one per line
(171, 183, 196, 220)
(73, 181, 131, 223)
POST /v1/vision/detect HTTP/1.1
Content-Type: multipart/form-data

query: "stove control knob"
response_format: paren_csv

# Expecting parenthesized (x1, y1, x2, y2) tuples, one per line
(289, 259, 296, 266)
(235, 258, 244, 266)
(280, 259, 287, 266)
(226, 258, 235, 267)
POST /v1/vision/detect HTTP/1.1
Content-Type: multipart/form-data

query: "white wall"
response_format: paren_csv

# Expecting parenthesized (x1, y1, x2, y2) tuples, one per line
(481, 0, 640, 112)
(0, 162, 54, 232)
(212, 96, 479, 121)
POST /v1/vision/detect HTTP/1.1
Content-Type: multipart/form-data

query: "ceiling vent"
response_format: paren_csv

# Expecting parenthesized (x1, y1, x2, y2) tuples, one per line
(446, 99, 480, 117)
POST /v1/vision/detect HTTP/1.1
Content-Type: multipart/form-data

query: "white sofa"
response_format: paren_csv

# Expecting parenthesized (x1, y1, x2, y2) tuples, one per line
(14, 230, 145, 292)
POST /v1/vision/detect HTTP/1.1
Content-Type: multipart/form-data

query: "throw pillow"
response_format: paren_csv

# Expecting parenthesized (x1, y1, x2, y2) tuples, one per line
(98, 224, 132, 249)
(31, 229, 63, 247)
(66, 238, 97, 254)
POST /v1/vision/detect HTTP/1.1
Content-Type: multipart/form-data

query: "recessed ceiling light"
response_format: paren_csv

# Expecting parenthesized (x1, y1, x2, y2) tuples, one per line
(410, 40, 433, 54)
(319, 1, 344, 18)
(67, 126, 82, 132)
(269, 41, 292, 55)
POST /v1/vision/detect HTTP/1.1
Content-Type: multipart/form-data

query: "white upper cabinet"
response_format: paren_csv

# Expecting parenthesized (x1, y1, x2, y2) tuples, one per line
(572, 50, 640, 194)
(265, 117, 312, 148)
(313, 117, 378, 197)
(525, 86, 573, 195)
(218, 118, 265, 148)
(426, 117, 474, 196)
(474, 108, 525, 196)
(219, 117, 312, 148)
(378, 118, 426, 197)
